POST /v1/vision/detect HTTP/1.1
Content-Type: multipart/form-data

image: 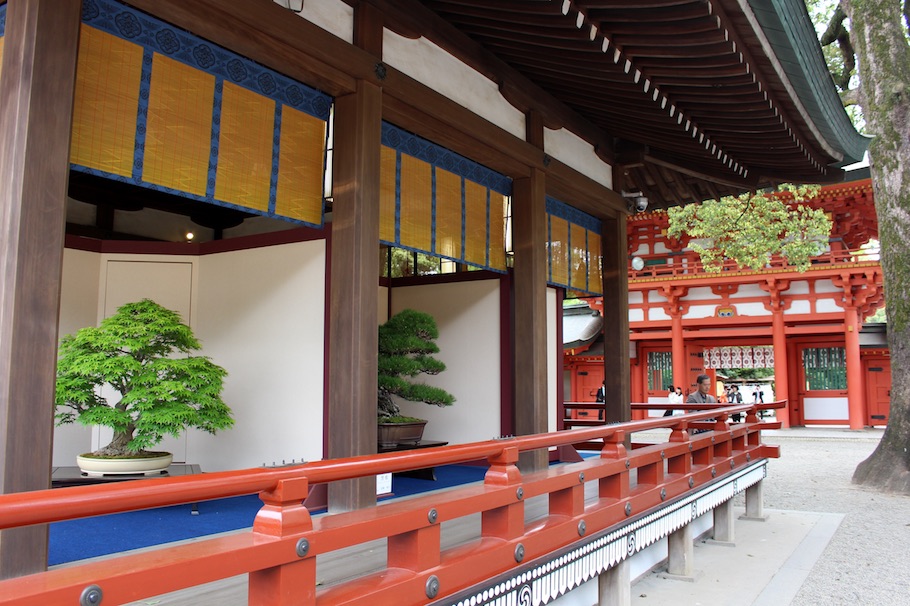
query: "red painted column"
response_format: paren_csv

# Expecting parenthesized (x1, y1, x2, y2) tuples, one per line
(660, 285, 689, 393)
(771, 311, 790, 428)
(844, 306, 864, 429)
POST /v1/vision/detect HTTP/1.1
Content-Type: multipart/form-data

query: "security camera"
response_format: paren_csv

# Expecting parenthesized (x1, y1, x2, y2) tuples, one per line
(622, 190, 649, 213)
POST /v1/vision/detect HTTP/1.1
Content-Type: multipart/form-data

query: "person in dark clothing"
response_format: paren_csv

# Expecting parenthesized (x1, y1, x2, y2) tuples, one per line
(729, 384, 743, 422)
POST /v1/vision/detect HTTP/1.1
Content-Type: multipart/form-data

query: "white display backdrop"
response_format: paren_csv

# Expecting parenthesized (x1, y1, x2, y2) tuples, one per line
(391, 279, 503, 444)
(54, 240, 327, 472)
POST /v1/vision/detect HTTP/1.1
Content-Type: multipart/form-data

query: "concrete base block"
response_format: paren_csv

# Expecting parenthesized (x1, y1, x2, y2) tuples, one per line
(657, 569, 704, 583)
(704, 538, 736, 548)
(739, 514, 770, 522)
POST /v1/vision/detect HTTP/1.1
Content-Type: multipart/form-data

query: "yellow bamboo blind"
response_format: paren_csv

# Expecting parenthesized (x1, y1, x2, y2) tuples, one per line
(380, 146, 398, 243)
(464, 180, 488, 266)
(570, 222, 588, 290)
(587, 231, 603, 292)
(275, 106, 326, 225)
(549, 216, 570, 287)
(215, 82, 274, 211)
(70, 25, 143, 177)
(143, 53, 214, 196)
(399, 153, 433, 252)
(0, 37, 6, 90)
(435, 168, 462, 260)
(489, 194, 508, 271)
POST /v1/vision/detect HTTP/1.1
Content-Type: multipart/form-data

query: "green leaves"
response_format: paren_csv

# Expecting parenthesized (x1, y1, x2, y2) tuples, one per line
(666, 185, 831, 273)
(377, 309, 456, 420)
(55, 299, 233, 455)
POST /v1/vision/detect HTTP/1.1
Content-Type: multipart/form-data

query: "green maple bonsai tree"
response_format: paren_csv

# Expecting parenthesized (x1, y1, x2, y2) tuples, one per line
(55, 299, 234, 457)
(378, 309, 455, 423)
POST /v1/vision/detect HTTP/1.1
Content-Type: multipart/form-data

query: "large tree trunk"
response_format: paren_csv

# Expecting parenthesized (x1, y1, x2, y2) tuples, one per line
(843, 0, 910, 494)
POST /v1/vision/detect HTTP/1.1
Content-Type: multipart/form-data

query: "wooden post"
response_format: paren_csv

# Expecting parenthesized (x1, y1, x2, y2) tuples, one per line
(844, 306, 864, 430)
(0, 0, 81, 579)
(327, 80, 382, 512)
(601, 215, 631, 423)
(511, 168, 549, 472)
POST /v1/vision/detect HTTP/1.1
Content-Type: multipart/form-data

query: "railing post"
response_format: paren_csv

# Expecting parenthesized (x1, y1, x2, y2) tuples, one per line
(249, 478, 316, 605)
(598, 557, 631, 606)
(482, 446, 525, 539)
(599, 431, 629, 503)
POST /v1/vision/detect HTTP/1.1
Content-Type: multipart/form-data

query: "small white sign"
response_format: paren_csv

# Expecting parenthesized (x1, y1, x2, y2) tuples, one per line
(376, 473, 392, 495)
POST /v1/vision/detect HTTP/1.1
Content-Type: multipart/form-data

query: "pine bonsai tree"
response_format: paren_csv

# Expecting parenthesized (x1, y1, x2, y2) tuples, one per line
(55, 299, 234, 457)
(378, 309, 455, 422)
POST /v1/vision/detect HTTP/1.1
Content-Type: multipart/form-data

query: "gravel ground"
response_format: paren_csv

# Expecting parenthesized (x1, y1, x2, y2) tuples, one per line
(752, 433, 910, 605)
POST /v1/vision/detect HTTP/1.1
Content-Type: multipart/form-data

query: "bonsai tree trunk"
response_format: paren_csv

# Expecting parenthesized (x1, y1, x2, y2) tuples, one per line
(94, 426, 136, 457)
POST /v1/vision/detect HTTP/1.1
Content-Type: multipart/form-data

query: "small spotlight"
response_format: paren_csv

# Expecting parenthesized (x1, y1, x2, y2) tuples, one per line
(185, 232, 195, 241)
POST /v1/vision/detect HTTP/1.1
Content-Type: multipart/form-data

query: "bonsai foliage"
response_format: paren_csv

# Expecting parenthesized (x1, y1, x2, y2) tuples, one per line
(666, 185, 831, 273)
(378, 309, 455, 421)
(55, 299, 233, 456)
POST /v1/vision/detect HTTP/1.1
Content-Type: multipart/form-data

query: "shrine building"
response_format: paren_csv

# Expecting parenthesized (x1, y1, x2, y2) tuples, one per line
(564, 177, 888, 430)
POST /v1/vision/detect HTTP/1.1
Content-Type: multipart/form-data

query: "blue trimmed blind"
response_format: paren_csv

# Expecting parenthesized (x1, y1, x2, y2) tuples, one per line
(546, 197, 603, 295)
(380, 122, 511, 272)
(0, 0, 332, 228)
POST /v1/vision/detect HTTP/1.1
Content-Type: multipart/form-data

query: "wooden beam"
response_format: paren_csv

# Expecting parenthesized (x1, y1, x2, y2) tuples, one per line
(0, 0, 81, 579)
(327, 80, 383, 512)
(511, 169, 549, 473)
(601, 215, 631, 424)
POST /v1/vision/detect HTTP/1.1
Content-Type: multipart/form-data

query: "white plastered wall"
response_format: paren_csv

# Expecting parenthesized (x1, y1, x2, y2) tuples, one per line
(544, 127, 613, 189)
(53, 241, 327, 472)
(548, 288, 559, 433)
(391, 279, 502, 444)
(194, 241, 326, 470)
(54, 249, 103, 465)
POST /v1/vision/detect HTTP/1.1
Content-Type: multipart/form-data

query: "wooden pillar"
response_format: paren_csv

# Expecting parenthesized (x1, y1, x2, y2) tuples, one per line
(844, 306, 864, 429)
(601, 215, 630, 423)
(671, 313, 686, 392)
(512, 168, 548, 472)
(327, 80, 382, 512)
(771, 310, 790, 427)
(0, 0, 81, 579)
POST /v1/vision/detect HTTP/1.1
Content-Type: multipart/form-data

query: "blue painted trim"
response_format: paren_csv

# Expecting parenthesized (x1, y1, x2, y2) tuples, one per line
(430, 166, 437, 253)
(545, 195, 602, 233)
(133, 47, 154, 180)
(269, 103, 282, 214)
(206, 79, 224, 200)
(70, 163, 322, 229)
(381, 122, 511, 195)
(0, 4, 7, 37)
(81, 0, 332, 121)
(394, 150, 402, 245)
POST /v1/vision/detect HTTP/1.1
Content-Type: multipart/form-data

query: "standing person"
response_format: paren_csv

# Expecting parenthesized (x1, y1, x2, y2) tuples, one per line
(687, 374, 717, 432)
(664, 385, 680, 416)
(595, 380, 605, 420)
(729, 384, 743, 422)
(686, 374, 716, 405)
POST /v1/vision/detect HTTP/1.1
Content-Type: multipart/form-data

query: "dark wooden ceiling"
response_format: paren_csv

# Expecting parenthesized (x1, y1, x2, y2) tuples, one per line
(408, 0, 863, 208)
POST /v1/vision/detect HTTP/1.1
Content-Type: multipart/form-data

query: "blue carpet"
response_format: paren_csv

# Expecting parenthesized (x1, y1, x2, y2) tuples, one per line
(48, 464, 487, 566)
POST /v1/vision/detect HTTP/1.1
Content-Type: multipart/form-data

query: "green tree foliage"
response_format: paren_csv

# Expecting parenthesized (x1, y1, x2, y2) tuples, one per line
(378, 309, 455, 421)
(666, 185, 831, 272)
(55, 299, 233, 456)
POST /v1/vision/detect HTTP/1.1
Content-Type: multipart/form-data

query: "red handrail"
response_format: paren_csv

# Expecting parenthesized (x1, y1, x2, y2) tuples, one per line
(0, 403, 781, 606)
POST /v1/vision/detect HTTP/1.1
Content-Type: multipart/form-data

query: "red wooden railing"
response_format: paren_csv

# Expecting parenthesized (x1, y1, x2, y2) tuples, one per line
(0, 403, 781, 605)
(628, 248, 879, 280)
